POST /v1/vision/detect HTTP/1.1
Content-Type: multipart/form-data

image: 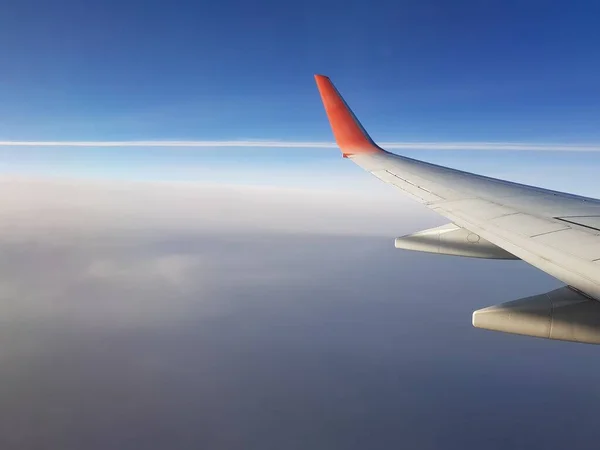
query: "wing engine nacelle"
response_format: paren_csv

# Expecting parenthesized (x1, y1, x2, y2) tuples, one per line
(394, 223, 518, 259)
(473, 286, 600, 344)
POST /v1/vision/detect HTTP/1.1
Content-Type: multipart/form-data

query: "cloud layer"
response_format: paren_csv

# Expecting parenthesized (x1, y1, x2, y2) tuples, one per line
(0, 178, 598, 449)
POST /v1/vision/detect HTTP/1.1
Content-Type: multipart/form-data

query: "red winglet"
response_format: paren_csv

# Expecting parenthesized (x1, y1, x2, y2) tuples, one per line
(314, 74, 382, 157)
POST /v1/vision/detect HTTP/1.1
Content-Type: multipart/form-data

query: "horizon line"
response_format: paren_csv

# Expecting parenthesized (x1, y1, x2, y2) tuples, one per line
(1, 140, 600, 151)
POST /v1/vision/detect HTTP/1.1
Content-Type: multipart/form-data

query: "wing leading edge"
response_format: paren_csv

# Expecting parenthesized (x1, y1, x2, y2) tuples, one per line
(315, 74, 600, 344)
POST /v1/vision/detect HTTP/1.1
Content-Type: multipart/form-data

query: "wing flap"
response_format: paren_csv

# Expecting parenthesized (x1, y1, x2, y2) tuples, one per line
(557, 216, 600, 231)
(487, 213, 570, 237)
(532, 228, 600, 261)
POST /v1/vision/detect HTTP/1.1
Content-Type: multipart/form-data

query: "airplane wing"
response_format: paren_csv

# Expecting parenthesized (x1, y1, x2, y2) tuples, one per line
(315, 74, 600, 344)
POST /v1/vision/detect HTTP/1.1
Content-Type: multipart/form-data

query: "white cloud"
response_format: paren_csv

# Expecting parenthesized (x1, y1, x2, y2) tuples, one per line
(0, 140, 600, 151)
(0, 177, 431, 240)
(0, 177, 439, 329)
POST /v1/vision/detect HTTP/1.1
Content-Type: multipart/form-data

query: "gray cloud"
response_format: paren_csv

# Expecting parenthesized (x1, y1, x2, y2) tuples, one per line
(0, 178, 597, 449)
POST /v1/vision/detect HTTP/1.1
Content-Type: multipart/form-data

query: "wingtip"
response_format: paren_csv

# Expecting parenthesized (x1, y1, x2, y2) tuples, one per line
(314, 74, 331, 89)
(314, 74, 380, 156)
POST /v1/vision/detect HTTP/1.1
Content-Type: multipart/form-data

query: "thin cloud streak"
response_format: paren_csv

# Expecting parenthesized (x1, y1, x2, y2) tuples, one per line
(1, 140, 600, 151)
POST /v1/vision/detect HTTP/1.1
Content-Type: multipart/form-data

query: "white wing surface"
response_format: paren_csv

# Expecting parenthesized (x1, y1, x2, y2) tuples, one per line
(315, 74, 600, 344)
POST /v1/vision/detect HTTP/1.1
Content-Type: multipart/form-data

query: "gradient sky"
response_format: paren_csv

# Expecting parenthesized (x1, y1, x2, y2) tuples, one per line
(1, 0, 600, 141)
(2, 0, 600, 189)
(4, 2, 600, 448)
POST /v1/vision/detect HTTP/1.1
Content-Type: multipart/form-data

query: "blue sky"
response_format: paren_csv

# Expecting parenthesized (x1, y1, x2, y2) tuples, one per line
(4, 4, 600, 446)
(2, 0, 600, 187)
